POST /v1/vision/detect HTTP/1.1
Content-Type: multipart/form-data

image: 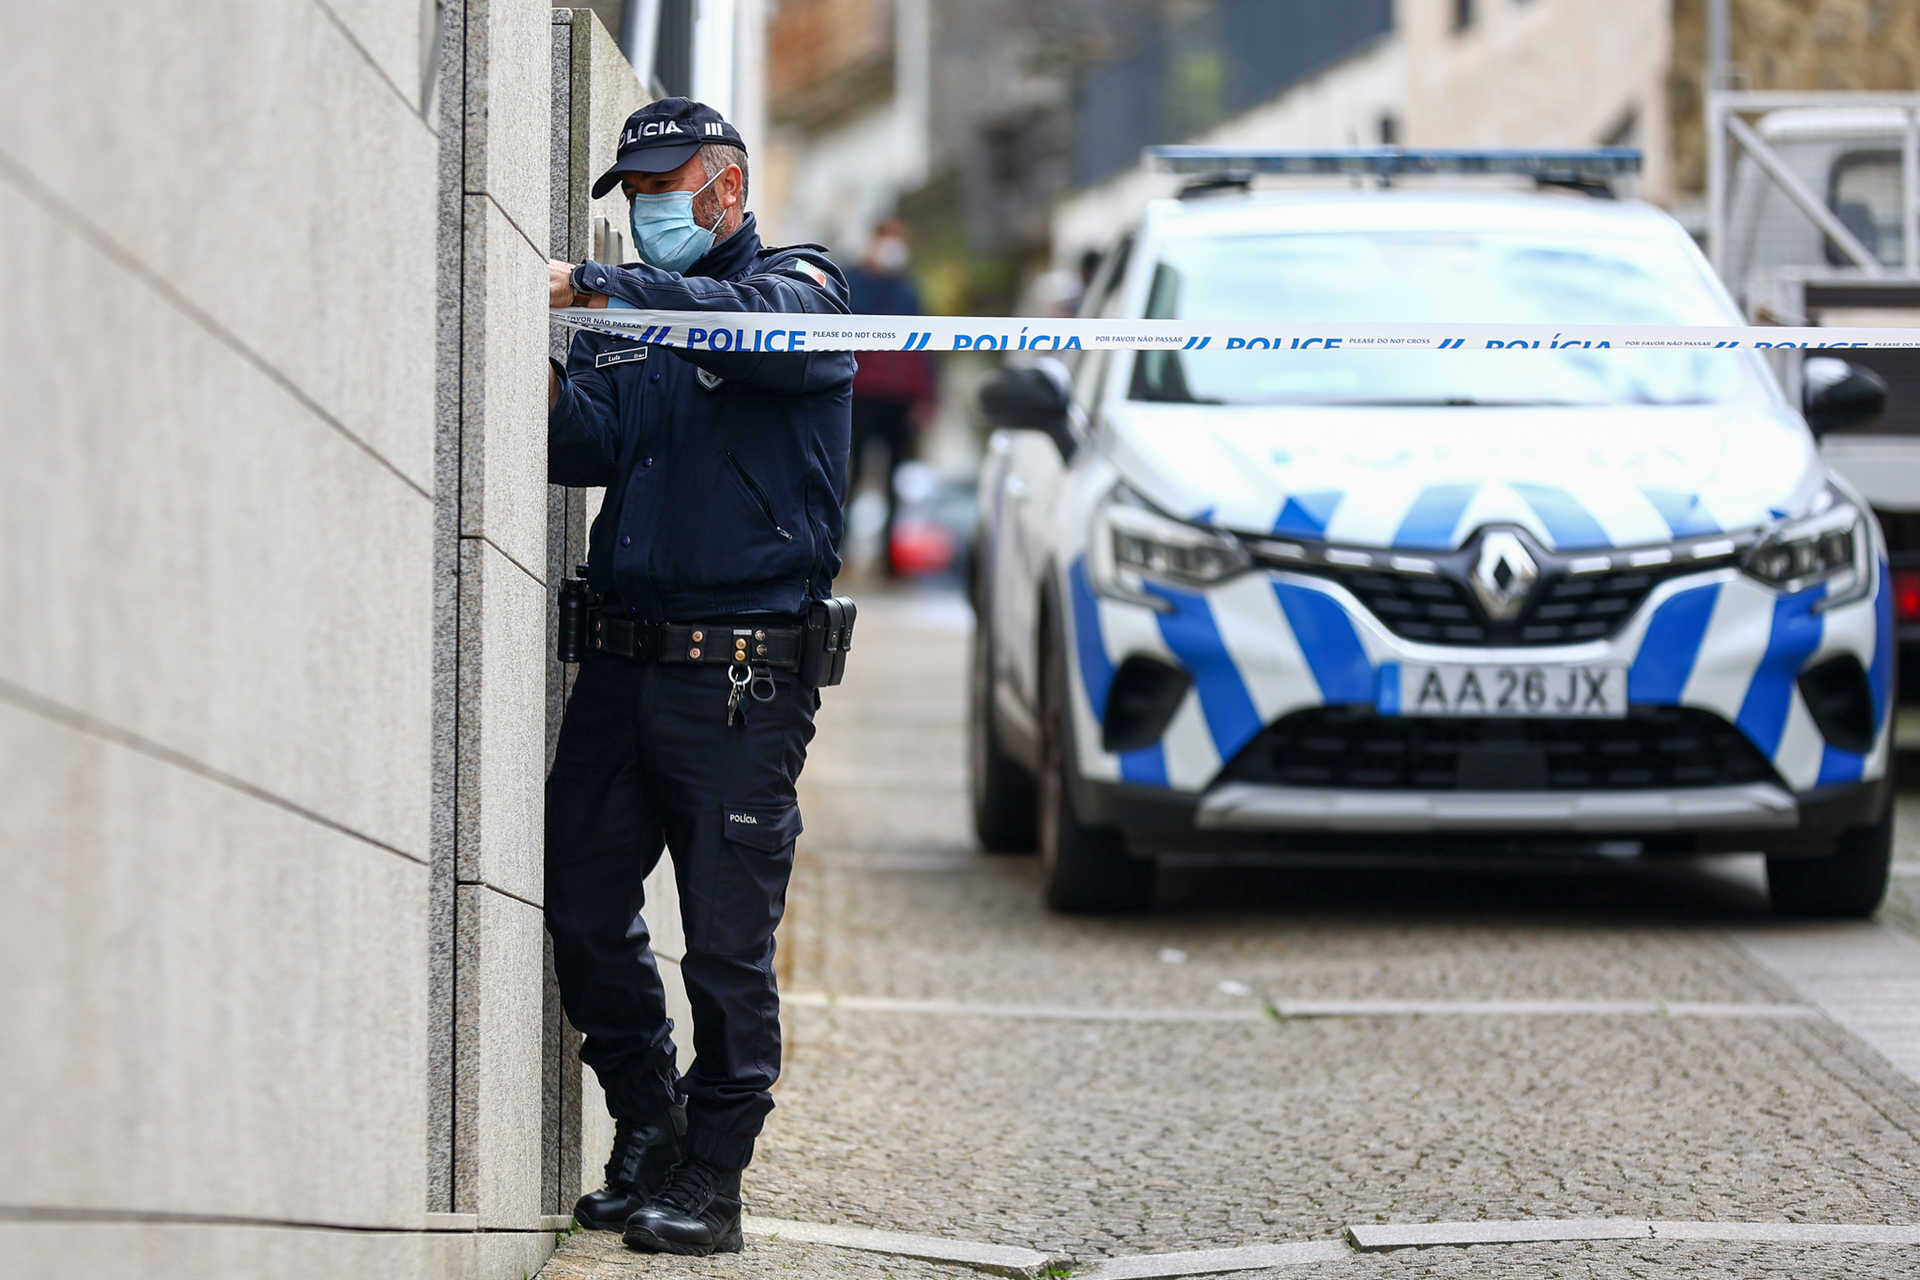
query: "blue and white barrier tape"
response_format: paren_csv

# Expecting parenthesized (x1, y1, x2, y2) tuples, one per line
(552, 309, 1920, 352)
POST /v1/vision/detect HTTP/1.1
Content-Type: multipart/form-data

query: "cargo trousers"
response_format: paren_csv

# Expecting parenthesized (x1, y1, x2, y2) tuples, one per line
(544, 648, 816, 1171)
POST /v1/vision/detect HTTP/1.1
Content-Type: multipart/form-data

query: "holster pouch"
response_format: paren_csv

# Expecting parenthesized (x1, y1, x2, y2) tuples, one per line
(556, 564, 596, 664)
(800, 596, 857, 686)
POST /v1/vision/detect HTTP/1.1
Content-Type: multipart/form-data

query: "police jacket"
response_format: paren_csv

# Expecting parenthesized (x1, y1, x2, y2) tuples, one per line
(549, 213, 855, 621)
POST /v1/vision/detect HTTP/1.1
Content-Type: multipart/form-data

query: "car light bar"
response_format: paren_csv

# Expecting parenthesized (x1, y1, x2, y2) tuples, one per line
(1145, 146, 1643, 180)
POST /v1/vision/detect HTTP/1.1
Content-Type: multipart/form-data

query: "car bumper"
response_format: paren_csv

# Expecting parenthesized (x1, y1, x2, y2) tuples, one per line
(1073, 770, 1889, 855)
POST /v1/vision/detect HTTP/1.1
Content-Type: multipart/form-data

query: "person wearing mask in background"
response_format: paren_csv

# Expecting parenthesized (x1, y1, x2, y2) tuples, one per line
(840, 217, 936, 578)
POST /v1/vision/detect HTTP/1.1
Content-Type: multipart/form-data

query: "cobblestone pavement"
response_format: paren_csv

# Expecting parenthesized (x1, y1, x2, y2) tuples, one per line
(1260, 1241, 1920, 1278)
(543, 590, 1920, 1279)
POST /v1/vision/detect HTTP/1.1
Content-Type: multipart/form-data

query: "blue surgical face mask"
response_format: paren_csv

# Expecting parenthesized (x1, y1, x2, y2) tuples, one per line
(629, 169, 726, 273)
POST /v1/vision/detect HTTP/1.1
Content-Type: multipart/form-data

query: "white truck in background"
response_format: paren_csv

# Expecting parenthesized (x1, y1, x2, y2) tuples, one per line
(1712, 94, 1920, 702)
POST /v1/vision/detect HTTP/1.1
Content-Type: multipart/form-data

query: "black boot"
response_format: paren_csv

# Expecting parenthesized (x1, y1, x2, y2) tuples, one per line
(621, 1158, 745, 1255)
(572, 1105, 686, 1231)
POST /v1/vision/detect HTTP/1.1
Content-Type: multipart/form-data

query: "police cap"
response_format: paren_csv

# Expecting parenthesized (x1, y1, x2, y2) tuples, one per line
(591, 97, 747, 198)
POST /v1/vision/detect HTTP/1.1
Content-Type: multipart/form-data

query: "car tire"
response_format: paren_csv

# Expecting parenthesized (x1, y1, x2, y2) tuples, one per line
(1766, 797, 1895, 919)
(968, 619, 1037, 854)
(1038, 609, 1155, 914)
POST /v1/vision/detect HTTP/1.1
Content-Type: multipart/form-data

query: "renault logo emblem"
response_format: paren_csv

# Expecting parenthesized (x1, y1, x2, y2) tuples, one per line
(1468, 530, 1538, 622)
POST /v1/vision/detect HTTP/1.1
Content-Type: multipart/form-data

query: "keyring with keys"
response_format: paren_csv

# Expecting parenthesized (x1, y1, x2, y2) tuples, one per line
(725, 663, 752, 727)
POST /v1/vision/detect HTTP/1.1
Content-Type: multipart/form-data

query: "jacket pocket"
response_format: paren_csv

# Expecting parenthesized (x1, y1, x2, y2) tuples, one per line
(724, 451, 793, 542)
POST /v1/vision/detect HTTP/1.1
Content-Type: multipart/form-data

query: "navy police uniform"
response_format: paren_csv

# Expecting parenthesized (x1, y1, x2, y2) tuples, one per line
(545, 98, 854, 1213)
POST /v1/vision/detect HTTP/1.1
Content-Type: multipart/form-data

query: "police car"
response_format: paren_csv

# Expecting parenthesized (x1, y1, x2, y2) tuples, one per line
(969, 150, 1897, 916)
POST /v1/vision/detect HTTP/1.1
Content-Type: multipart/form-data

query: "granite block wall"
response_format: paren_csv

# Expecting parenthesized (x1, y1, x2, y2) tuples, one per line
(0, 0, 624, 1276)
(0, 0, 439, 1260)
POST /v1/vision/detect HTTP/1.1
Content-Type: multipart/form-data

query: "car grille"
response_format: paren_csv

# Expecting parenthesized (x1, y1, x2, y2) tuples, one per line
(1216, 706, 1781, 792)
(1322, 563, 1697, 646)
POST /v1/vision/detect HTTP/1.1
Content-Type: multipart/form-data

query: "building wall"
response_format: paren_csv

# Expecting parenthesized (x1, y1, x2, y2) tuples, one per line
(1049, 37, 1404, 266)
(1668, 0, 1920, 195)
(761, 0, 929, 249)
(0, 3, 666, 1277)
(435, 0, 553, 1249)
(1398, 0, 1675, 201)
(0, 0, 445, 1272)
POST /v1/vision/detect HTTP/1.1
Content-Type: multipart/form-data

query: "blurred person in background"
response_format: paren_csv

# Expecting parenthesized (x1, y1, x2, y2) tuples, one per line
(841, 216, 937, 577)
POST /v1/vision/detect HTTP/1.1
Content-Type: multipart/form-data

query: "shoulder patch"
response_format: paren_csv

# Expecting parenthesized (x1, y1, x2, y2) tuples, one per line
(696, 368, 725, 391)
(783, 258, 830, 289)
(594, 345, 649, 369)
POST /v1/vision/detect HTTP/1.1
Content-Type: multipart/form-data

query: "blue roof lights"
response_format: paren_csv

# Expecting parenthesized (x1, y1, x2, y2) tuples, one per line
(1145, 147, 1643, 180)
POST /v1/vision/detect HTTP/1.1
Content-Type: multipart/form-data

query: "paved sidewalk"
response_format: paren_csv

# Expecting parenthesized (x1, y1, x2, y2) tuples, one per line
(540, 589, 1920, 1279)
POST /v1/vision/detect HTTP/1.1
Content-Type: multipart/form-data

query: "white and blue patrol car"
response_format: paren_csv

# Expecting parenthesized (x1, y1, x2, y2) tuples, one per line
(968, 151, 1897, 916)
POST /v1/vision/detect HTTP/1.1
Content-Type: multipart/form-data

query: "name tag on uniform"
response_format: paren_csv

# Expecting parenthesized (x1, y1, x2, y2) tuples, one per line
(595, 346, 649, 369)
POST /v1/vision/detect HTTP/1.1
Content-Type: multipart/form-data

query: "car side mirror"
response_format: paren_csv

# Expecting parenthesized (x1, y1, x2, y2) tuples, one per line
(978, 357, 1076, 459)
(1803, 357, 1888, 437)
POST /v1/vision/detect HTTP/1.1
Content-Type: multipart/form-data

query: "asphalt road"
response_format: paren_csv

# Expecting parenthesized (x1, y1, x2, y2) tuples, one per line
(544, 587, 1920, 1280)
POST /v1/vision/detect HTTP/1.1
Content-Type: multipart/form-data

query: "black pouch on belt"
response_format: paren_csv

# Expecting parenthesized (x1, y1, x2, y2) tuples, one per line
(556, 564, 597, 664)
(800, 596, 857, 686)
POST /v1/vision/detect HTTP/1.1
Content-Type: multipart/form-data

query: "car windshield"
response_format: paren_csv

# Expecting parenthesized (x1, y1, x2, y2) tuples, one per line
(1128, 229, 1775, 408)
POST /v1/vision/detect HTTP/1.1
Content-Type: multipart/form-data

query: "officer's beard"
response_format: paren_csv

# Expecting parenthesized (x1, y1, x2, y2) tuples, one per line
(692, 185, 736, 244)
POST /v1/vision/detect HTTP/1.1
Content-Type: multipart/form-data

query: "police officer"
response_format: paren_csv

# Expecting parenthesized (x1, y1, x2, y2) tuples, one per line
(543, 97, 853, 1256)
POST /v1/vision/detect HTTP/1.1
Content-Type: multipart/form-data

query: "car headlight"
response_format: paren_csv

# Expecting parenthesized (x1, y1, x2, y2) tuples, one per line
(1088, 485, 1251, 610)
(1742, 490, 1872, 610)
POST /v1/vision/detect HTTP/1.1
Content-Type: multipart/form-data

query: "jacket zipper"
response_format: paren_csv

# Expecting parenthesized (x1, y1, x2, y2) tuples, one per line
(724, 450, 793, 541)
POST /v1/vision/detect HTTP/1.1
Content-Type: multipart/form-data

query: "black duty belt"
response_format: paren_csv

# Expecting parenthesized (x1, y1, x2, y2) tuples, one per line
(588, 609, 805, 670)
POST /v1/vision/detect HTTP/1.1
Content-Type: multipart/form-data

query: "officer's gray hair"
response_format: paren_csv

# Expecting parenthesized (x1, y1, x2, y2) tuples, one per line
(700, 143, 750, 203)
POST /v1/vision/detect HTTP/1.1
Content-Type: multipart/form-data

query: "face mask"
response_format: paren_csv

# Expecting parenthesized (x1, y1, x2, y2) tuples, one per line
(871, 236, 909, 273)
(629, 169, 726, 273)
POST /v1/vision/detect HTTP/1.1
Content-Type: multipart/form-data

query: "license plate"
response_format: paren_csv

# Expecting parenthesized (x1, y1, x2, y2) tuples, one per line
(1381, 662, 1627, 719)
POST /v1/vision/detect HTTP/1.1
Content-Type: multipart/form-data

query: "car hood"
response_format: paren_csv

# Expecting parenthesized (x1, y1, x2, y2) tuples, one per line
(1102, 401, 1824, 551)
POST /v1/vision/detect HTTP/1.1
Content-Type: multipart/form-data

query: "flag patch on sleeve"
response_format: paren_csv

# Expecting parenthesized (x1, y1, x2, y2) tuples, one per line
(786, 258, 830, 289)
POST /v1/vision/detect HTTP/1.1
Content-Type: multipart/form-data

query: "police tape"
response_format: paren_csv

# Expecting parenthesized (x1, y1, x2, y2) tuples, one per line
(551, 309, 1920, 352)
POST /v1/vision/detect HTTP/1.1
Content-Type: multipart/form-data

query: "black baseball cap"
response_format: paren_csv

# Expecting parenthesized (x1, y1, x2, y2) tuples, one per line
(591, 97, 747, 198)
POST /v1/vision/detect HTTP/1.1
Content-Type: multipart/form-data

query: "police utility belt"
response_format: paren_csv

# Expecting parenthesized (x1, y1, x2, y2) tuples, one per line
(555, 567, 855, 687)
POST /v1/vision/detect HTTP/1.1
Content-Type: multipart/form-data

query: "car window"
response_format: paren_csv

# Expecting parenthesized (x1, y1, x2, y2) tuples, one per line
(1126, 230, 1776, 408)
(1827, 149, 1907, 268)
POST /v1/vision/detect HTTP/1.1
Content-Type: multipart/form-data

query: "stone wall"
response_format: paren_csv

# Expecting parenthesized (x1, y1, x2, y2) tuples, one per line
(1669, 0, 1920, 195)
(0, 0, 445, 1273)
(0, 2, 640, 1276)
(434, 0, 553, 1252)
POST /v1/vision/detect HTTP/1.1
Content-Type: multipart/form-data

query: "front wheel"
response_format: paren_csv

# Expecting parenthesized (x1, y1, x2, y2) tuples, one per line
(1038, 611, 1154, 914)
(1766, 801, 1894, 919)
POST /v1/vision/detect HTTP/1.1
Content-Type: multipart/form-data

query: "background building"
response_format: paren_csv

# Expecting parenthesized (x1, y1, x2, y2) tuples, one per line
(1041, 0, 1920, 274)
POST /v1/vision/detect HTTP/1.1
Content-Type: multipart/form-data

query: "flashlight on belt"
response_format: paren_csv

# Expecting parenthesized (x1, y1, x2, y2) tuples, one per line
(557, 564, 593, 664)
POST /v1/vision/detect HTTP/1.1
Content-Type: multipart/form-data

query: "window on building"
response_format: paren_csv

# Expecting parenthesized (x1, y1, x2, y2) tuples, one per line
(1378, 113, 1399, 146)
(1452, 0, 1473, 32)
(1601, 107, 1638, 147)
